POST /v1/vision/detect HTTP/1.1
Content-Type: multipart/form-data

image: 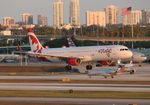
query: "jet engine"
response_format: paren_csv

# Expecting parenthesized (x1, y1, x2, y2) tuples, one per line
(98, 61, 112, 65)
(67, 58, 81, 66)
(99, 61, 109, 65)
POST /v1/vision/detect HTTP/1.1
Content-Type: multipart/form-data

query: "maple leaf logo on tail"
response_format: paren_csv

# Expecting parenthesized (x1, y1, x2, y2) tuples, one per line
(29, 35, 38, 45)
(28, 28, 44, 53)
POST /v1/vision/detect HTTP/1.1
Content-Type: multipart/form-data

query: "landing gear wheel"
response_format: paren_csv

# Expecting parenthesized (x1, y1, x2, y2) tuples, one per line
(86, 65, 92, 70)
(130, 70, 135, 74)
(111, 75, 114, 78)
(65, 65, 72, 71)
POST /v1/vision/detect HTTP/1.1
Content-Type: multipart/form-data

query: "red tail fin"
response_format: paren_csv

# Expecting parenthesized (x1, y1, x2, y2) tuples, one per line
(27, 28, 44, 53)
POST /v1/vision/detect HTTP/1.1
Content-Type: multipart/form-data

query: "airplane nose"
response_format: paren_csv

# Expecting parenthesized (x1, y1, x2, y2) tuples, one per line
(127, 50, 133, 59)
(129, 50, 133, 58)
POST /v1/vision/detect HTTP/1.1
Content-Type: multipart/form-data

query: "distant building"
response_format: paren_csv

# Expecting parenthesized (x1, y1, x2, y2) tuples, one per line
(147, 11, 150, 24)
(70, 0, 80, 27)
(86, 11, 106, 27)
(2, 17, 15, 27)
(105, 5, 118, 25)
(0, 30, 11, 36)
(62, 24, 73, 30)
(53, 0, 64, 28)
(37, 15, 48, 26)
(21, 13, 33, 25)
(123, 10, 142, 25)
(142, 10, 147, 25)
(142, 10, 150, 24)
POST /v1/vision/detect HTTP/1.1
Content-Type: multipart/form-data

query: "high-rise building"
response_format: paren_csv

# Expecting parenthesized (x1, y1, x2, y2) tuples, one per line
(105, 5, 118, 25)
(142, 10, 150, 24)
(21, 13, 33, 25)
(142, 10, 147, 24)
(38, 15, 48, 26)
(123, 10, 142, 25)
(86, 11, 106, 27)
(70, 0, 80, 27)
(146, 11, 150, 24)
(53, 0, 64, 28)
(2, 17, 15, 26)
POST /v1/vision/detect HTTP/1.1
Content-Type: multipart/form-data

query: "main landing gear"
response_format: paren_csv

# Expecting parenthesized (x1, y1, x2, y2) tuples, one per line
(65, 64, 93, 71)
(130, 70, 135, 74)
(65, 65, 72, 71)
(86, 65, 93, 70)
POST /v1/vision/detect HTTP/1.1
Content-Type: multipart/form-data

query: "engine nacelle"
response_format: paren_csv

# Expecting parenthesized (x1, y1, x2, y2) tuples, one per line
(67, 58, 81, 66)
(99, 61, 110, 65)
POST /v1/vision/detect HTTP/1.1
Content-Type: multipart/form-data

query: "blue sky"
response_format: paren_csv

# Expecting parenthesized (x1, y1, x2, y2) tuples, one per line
(0, 0, 150, 25)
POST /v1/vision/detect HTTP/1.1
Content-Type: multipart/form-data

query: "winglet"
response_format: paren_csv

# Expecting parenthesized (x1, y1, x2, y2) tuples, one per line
(28, 28, 33, 32)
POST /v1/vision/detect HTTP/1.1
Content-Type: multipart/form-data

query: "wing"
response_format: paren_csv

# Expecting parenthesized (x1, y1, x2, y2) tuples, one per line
(27, 52, 91, 62)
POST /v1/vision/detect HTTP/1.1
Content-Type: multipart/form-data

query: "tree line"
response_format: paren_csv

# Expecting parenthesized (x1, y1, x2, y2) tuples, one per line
(0, 24, 150, 38)
(0, 24, 150, 48)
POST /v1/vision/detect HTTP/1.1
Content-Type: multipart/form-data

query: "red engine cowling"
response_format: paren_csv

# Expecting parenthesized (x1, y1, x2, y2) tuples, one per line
(67, 58, 81, 66)
(99, 61, 110, 65)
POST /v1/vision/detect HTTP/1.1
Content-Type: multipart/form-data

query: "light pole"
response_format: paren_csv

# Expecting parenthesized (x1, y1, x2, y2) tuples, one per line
(131, 13, 134, 49)
(92, 25, 95, 36)
(97, 16, 99, 46)
(53, 27, 56, 39)
(73, 26, 76, 36)
(72, 18, 77, 37)
(80, 25, 84, 46)
(131, 25, 134, 49)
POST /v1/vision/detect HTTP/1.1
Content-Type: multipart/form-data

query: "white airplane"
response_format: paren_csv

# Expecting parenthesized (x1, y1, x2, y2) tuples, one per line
(88, 60, 136, 78)
(117, 60, 136, 74)
(27, 28, 133, 71)
(131, 52, 147, 63)
(88, 67, 125, 78)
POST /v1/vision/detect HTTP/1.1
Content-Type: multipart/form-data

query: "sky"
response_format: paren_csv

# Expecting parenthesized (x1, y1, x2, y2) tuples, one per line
(0, 0, 150, 25)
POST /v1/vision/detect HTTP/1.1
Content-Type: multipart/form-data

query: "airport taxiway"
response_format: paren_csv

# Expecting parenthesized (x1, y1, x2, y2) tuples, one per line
(0, 63, 150, 92)
(0, 83, 149, 92)
(0, 63, 150, 81)
(0, 97, 150, 105)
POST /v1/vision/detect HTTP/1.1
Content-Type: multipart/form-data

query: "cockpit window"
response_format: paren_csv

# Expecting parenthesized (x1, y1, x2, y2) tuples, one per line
(120, 48, 129, 51)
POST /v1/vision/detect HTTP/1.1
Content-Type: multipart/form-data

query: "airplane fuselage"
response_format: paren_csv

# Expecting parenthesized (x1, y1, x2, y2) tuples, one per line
(41, 45, 133, 63)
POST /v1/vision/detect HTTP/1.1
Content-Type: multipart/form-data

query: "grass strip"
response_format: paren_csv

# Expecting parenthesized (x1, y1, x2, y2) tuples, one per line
(0, 90, 149, 99)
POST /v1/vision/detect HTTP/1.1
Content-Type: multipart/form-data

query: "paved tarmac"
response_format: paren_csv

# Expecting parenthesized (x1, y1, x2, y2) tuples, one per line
(0, 97, 150, 105)
(0, 83, 150, 92)
(0, 63, 150, 105)
(0, 63, 150, 81)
